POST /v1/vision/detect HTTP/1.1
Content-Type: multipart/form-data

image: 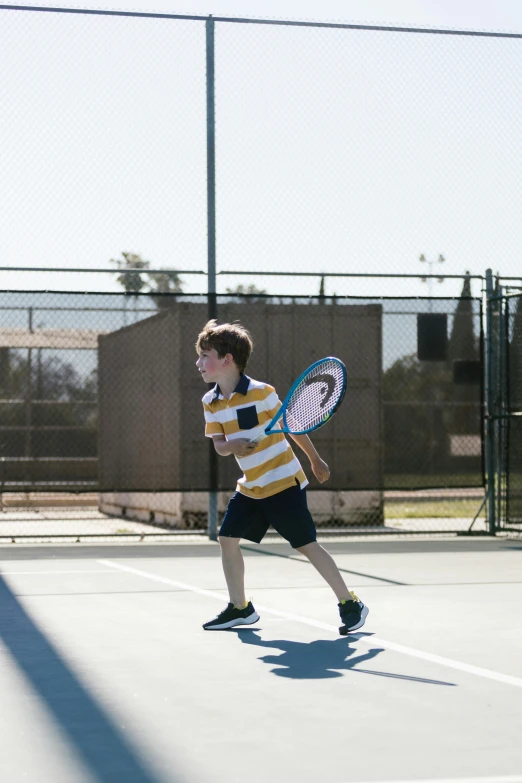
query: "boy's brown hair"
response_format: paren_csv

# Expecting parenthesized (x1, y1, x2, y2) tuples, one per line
(196, 320, 253, 373)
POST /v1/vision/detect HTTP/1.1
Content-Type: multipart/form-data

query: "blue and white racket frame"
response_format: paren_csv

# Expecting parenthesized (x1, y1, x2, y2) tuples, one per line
(254, 356, 348, 444)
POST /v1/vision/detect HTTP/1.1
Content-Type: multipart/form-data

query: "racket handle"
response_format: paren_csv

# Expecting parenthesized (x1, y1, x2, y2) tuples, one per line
(250, 418, 282, 444)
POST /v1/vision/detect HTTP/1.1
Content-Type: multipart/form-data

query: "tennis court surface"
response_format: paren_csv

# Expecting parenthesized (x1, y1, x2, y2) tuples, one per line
(1, 536, 521, 783)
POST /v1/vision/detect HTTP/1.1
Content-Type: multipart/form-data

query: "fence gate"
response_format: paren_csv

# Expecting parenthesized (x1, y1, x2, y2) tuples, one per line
(489, 287, 522, 532)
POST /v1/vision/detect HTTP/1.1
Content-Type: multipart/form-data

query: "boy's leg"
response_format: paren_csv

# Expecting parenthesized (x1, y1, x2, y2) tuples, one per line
(203, 535, 259, 630)
(264, 485, 353, 603)
(219, 536, 247, 607)
(295, 541, 351, 602)
(266, 485, 368, 633)
(296, 541, 369, 632)
(202, 494, 264, 630)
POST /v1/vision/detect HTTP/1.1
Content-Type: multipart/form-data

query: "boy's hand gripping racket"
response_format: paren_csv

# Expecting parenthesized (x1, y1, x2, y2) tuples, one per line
(250, 357, 347, 445)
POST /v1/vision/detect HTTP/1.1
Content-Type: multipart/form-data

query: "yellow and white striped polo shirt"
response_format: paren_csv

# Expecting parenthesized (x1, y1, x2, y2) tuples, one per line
(202, 374, 308, 500)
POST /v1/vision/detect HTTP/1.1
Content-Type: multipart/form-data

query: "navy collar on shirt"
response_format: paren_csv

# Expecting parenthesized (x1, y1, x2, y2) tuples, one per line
(211, 373, 250, 402)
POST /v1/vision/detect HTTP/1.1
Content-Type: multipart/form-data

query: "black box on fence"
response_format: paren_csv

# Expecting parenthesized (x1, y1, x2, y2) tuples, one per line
(417, 313, 448, 361)
(453, 359, 481, 385)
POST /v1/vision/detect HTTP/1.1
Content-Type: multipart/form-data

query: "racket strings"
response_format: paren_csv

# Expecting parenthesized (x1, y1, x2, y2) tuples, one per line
(285, 359, 345, 432)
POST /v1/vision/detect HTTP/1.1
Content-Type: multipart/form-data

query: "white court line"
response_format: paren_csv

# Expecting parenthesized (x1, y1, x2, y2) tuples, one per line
(0, 570, 114, 576)
(339, 777, 522, 783)
(98, 559, 522, 690)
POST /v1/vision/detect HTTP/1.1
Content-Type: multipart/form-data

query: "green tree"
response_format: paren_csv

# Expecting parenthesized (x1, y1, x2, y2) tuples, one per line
(110, 252, 184, 309)
(0, 351, 97, 459)
(382, 353, 451, 478)
(446, 273, 480, 437)
(225, 283, 268, 302)
(448, 272, 478, 362)
(111, 252, 149, 295)
(383, 276, 482, 482)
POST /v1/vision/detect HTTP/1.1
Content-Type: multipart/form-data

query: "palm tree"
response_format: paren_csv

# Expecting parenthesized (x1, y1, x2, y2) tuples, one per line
(110, 252, 184, 314)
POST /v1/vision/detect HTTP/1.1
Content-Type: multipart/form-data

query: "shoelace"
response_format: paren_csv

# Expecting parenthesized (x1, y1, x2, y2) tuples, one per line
(214, 604, 234, 620)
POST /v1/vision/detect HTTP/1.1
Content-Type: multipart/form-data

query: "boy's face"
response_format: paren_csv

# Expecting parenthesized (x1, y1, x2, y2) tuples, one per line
(196, 347, 233, 383)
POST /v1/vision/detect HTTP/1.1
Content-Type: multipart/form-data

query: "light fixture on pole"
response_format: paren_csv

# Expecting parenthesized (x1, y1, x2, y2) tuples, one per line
(419, 253, 445, 309)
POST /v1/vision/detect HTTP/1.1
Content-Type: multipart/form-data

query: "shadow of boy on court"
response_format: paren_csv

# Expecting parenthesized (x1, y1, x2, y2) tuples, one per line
(234, 629, 455, 686)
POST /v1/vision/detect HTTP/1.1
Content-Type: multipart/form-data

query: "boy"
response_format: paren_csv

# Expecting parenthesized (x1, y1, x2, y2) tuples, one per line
(196, 319, 368, 633)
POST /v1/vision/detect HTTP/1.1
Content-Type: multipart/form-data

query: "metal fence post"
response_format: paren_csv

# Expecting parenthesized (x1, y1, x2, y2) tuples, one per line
(496, 286, 505, 529)
(485, 268, 496, 534)
(206, 15, 219, 541)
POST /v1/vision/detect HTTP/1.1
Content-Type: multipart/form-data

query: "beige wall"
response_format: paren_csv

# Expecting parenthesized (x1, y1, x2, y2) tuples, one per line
(98, 301, 383, 493)
(99, 490, 383, 529)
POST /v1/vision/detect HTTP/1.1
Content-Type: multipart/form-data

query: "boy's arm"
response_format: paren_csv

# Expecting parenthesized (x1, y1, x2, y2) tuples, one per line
(212, 434, 256, 458)
(204, 403, 253, 457)
(288, 433, 330, 484)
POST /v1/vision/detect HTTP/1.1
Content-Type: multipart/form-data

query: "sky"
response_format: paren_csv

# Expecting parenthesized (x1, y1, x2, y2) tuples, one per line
(1, 0, 521, 299)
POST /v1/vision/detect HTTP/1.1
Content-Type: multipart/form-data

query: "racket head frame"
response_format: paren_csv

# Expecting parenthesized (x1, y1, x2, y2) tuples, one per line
(266, 356, 347, 436)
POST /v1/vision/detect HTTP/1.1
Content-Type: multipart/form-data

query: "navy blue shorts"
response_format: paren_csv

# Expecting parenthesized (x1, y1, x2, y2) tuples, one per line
(219, 479, 317, 549)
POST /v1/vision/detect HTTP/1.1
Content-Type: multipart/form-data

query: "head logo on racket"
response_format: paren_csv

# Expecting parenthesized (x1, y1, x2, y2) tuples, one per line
(303, 372, 336, 408)
(250, 357, 347, 444)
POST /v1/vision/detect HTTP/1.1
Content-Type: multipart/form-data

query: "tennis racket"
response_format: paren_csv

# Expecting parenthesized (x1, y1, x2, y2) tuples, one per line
(250, 357, 347, 445)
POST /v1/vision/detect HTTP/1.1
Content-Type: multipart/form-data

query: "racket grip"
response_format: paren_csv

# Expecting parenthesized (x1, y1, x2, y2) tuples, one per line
(249, 430, 267, 446)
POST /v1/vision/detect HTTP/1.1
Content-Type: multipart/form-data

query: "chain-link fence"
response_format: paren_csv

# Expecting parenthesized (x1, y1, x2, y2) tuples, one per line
(1, 7, 521, 299)
(0, 287, 485, 537)
(212, 22, 521, 299)
(4, 5, 521, 537)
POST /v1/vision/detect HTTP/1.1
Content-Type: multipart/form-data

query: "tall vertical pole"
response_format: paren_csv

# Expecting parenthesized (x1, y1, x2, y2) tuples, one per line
(206, 16, 219, 540)
(25, 307, 34, 486)
(495, 286, 505, 527)
(485, 269, 496, 534)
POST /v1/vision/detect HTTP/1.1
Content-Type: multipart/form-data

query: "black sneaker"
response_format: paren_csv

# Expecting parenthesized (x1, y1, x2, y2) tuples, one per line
(338, 591, 369, 635)
(203, 602, 260, 631)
